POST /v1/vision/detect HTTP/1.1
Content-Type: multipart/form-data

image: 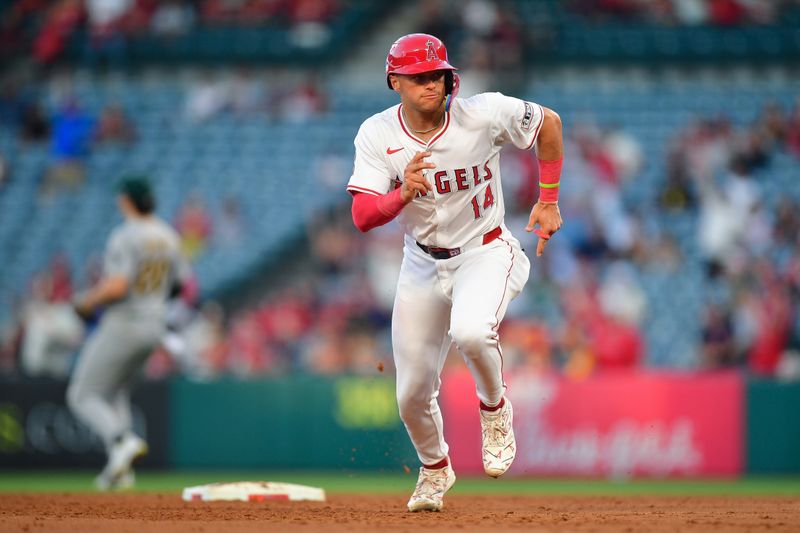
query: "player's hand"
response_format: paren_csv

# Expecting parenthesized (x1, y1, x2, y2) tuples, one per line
(526, 201, 562, 257)
(71, 296, 94, 324)
(70, 291, 94, 324)
(401, 151, 434, 203)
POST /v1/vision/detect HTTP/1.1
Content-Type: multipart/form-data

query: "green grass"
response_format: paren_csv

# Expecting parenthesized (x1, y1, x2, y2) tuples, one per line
(1, 471, 799, 496)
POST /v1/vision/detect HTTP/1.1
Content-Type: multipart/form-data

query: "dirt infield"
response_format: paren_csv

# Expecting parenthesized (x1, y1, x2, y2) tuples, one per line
(1, 493, 798, 532)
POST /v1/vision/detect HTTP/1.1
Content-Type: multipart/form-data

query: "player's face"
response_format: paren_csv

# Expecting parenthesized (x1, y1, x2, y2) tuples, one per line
(117, 194, 135, 217)
(392, 71, 446, 112)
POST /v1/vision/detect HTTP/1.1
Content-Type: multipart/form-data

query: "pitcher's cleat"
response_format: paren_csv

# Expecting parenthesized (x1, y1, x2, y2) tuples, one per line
(480, 398, 516, 477)
(407, 464, 456, 512)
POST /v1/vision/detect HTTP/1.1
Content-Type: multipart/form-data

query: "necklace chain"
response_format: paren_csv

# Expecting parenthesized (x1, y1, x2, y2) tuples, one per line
(404, 110, 445, 135)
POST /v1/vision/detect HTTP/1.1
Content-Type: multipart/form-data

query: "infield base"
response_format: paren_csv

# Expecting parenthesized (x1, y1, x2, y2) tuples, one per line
(182, 481, 326, 502)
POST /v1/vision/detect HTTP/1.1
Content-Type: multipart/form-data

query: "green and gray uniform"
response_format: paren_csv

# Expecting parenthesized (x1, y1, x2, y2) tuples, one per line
(67, 216, 186, 449)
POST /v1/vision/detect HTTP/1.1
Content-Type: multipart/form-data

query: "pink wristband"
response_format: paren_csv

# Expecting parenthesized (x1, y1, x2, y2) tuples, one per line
(538, 157, 562, 203)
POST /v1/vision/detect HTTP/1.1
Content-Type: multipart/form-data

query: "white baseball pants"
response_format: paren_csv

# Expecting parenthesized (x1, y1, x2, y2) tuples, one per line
(392, 229, 530, 466)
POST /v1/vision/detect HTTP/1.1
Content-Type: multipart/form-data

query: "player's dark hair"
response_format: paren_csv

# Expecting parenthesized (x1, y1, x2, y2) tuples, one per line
(117, 176, 156, 214)
(133, 194, 155, 214)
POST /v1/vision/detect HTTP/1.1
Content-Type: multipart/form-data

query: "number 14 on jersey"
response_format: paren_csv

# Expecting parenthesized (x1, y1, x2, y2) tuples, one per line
(470, 184, 495, 219)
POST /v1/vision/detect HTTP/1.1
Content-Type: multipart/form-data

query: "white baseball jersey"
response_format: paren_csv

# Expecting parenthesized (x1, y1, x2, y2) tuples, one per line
(347, 92, 545, 248)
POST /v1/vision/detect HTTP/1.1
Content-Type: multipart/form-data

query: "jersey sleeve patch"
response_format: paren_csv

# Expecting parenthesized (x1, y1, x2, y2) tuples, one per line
(521, 102, 535, 131)
(490, 92, 545, 151)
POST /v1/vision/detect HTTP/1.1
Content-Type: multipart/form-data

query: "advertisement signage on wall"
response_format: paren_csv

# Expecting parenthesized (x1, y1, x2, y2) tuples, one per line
(169, 376, 417, 469)
(0, 379, 169, 468)
(441, 369, 743, 477)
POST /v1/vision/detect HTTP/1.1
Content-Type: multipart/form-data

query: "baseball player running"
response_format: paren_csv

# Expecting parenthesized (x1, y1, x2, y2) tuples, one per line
(347, 33, 563, 511)
(67, 177, 188, 490)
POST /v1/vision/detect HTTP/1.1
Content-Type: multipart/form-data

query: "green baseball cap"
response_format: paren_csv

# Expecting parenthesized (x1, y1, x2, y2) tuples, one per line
(116, 176, 155, 213)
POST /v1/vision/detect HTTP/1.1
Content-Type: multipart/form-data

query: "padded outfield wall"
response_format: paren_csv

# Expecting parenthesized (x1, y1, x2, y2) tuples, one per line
(0, 374, 797, 475)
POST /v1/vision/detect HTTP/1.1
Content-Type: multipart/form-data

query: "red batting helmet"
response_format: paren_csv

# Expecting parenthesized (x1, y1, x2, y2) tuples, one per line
(386, 33, 458, 94)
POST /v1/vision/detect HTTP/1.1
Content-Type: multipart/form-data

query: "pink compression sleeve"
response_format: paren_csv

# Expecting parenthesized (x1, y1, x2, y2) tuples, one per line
(351, 188, 406, 232)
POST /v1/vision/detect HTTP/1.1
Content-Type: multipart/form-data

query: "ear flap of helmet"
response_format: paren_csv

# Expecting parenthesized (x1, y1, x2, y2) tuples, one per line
(444, 71, 460, 97)
(445, 72, 461, 111)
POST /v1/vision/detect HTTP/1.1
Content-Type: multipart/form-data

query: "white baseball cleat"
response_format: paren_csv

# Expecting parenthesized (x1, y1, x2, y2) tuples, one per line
(95, 469, 136, 492)
(480, 398, 515, 477)
(407, 464, 456, 512)
(96, 433, 148, 491)
(94, 470, 115, 492)
(115, 470, 136, 490)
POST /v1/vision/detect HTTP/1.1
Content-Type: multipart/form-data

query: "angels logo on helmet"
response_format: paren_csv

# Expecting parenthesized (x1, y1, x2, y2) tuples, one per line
(426, 40, 438, 62)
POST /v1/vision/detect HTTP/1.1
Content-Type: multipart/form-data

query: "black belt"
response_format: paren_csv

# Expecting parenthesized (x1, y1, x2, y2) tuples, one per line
(416, 226, 502, 260)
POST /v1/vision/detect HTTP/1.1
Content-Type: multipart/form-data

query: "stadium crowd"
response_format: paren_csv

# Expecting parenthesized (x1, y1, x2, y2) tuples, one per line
(183, 96, 800, 381)
(569, 0, 800, 25)
(661, 102, 800, 376)
(0, 70, 327, 200)
(1, 0, 343, 65)
(3, 92, 799, 382)
(1, 0, 800, 383)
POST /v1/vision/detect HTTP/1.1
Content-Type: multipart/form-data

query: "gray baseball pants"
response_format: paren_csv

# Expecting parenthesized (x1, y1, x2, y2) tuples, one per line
(66, 314, 163, 451)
